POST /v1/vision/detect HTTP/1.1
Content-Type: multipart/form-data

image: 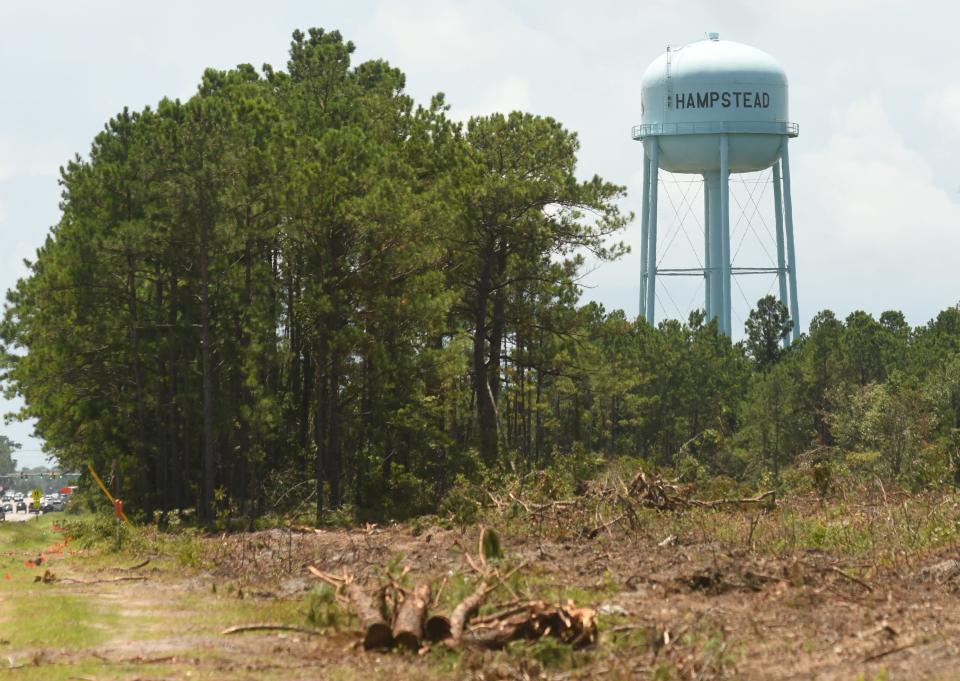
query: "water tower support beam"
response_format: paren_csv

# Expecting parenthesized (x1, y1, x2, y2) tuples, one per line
(780, 138, 800, 342)
(705, 171, 723, 328)
(639, 152, 651, 320)
(645, 142, 660, 325)
(703, 177, 711, 320)
(772, 161, 790, 348)
(720, 134, 732, 336)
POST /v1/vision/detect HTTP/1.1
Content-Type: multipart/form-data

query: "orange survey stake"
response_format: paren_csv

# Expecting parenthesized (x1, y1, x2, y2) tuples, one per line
(114, 499, 124, 519)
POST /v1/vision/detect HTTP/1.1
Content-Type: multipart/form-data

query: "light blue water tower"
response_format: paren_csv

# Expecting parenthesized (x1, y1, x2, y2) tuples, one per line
(634, 33, 800, 341)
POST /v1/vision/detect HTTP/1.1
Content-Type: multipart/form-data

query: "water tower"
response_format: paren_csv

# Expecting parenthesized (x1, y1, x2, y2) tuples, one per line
(634, 33, 800, 341)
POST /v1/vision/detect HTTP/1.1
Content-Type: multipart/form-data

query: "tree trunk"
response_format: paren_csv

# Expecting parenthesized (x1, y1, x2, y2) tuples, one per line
(473, 235, 497, 466)
(199, 213, 216, 523)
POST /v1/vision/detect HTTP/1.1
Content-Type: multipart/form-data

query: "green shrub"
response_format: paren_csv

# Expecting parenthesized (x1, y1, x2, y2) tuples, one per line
(305, 584, 345, 629)
(438, 473, 483, 526)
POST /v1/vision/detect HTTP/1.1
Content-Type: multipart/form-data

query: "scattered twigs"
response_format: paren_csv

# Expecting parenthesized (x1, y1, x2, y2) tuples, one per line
(222, 623, 321, 636)
(588, 513, 626, 539)
(34, 569, 56, 583)
(461, 600, 598, 649)
(688, 490, 777, 511)
(829, 565, 874, 593)
(862, 641, 918, 663)
(431, 574, 449, 608)
(795, 559, 875, 594)
(58, 576, 148, 584)
(307, 566, 345, 587)
(509, 492, 531, 514)
(468, 599, 525, 625)
(492, 466, 778, 544)
(117, 558, 151, 571)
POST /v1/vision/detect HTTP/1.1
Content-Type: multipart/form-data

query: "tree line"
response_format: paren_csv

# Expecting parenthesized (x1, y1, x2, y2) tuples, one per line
(2, 28, 958, 524)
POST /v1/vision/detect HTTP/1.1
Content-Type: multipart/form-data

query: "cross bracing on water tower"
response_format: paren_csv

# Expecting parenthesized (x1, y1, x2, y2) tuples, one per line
(634, 33, 800, 342)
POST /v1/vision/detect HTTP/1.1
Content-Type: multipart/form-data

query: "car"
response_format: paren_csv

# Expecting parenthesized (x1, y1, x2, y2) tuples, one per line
(1, 501, 11, 513)
(0, 507, 5, 522)
(28, 502, 41, 515)
(40, 497, 61, 513)
(15, 500, 26, 513)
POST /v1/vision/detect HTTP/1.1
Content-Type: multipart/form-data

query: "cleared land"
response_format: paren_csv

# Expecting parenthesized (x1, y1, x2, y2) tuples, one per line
(1, 488, 959, 680)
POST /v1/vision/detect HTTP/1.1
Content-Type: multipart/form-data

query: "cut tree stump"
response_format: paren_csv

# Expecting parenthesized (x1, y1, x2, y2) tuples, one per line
(344, 582, 393, 650)
(425, 613, 452, 643)
(393, 582, 431, 652)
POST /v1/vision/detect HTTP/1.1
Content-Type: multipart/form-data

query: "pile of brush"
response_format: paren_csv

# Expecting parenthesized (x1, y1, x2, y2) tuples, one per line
(308, 529, 596, 653)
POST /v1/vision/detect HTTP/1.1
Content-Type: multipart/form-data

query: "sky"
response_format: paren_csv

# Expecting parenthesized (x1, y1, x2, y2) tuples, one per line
(1, 0, 959, 466)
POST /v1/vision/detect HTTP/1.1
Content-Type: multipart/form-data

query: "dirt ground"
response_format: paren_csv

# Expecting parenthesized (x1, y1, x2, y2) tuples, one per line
(3, 494, 960, 680)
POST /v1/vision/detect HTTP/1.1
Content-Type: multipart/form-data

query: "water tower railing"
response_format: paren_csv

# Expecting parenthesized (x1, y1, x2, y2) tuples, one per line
(631, 121, 799, 140)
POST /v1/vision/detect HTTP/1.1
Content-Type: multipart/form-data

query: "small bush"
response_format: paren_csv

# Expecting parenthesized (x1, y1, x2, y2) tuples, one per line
(438, 473, 483, 526)
(305, 584, 345, 629)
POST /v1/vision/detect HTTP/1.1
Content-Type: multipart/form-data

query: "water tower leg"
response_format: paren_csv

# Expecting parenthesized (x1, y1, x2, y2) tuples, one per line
(645, 142, 660, 326)
(781, 138, 800, 342)
(639, 152, 651, 320)
(705, 171, 723, 328)
(772, 161, 790, 348)
(720, 134, 732, 336)
(703, 176, 711, 321)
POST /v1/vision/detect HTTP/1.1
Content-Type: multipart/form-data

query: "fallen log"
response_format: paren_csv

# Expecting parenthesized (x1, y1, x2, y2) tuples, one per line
(424, 613, 452, 643)
(308, 566, 393, 650)
(345, 582, 393, 650)
(393, 582, 431, 652)
(447, 561, 529, 645)
(449, 580, 488, 644)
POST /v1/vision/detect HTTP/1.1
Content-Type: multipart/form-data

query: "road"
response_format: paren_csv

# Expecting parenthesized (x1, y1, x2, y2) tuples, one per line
(4, 509, 44, 522)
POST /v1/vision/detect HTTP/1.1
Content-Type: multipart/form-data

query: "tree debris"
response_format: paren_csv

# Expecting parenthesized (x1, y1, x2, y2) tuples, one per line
(305, 530, 583, 655)
(461, 600, 597, 649)
(392, 583, 431, 652)
(308, 567, 393, 650)
(222, 623, 321, 636)
(118, 558, 151, 571)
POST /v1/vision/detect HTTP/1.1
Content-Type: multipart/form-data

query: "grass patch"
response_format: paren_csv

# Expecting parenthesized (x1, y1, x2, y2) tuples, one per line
(2, 588, 117, 649)
(0, 513, 63, 551)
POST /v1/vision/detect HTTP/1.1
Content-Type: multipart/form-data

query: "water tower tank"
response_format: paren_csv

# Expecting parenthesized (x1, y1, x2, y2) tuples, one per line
(633, 33, 800, 339)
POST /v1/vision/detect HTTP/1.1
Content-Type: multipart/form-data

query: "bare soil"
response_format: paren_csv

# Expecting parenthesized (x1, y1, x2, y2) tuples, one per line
(5, 495, 960, 680)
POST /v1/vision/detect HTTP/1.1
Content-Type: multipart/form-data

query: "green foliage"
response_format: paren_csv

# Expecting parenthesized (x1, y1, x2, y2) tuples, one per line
(305, 584, 345, 629)
(480, 526, 503, 562)
(507, 636, 574, 669)
(4, 23, 960, 523)
(0, 435, 19, 475)
(744, 294, 792, 369)
(59, 514, 132, 550)
(438, 474, 484, 526)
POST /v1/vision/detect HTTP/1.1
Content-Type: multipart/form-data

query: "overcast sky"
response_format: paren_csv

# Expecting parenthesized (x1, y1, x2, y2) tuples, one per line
(2, 0, 959, 467)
